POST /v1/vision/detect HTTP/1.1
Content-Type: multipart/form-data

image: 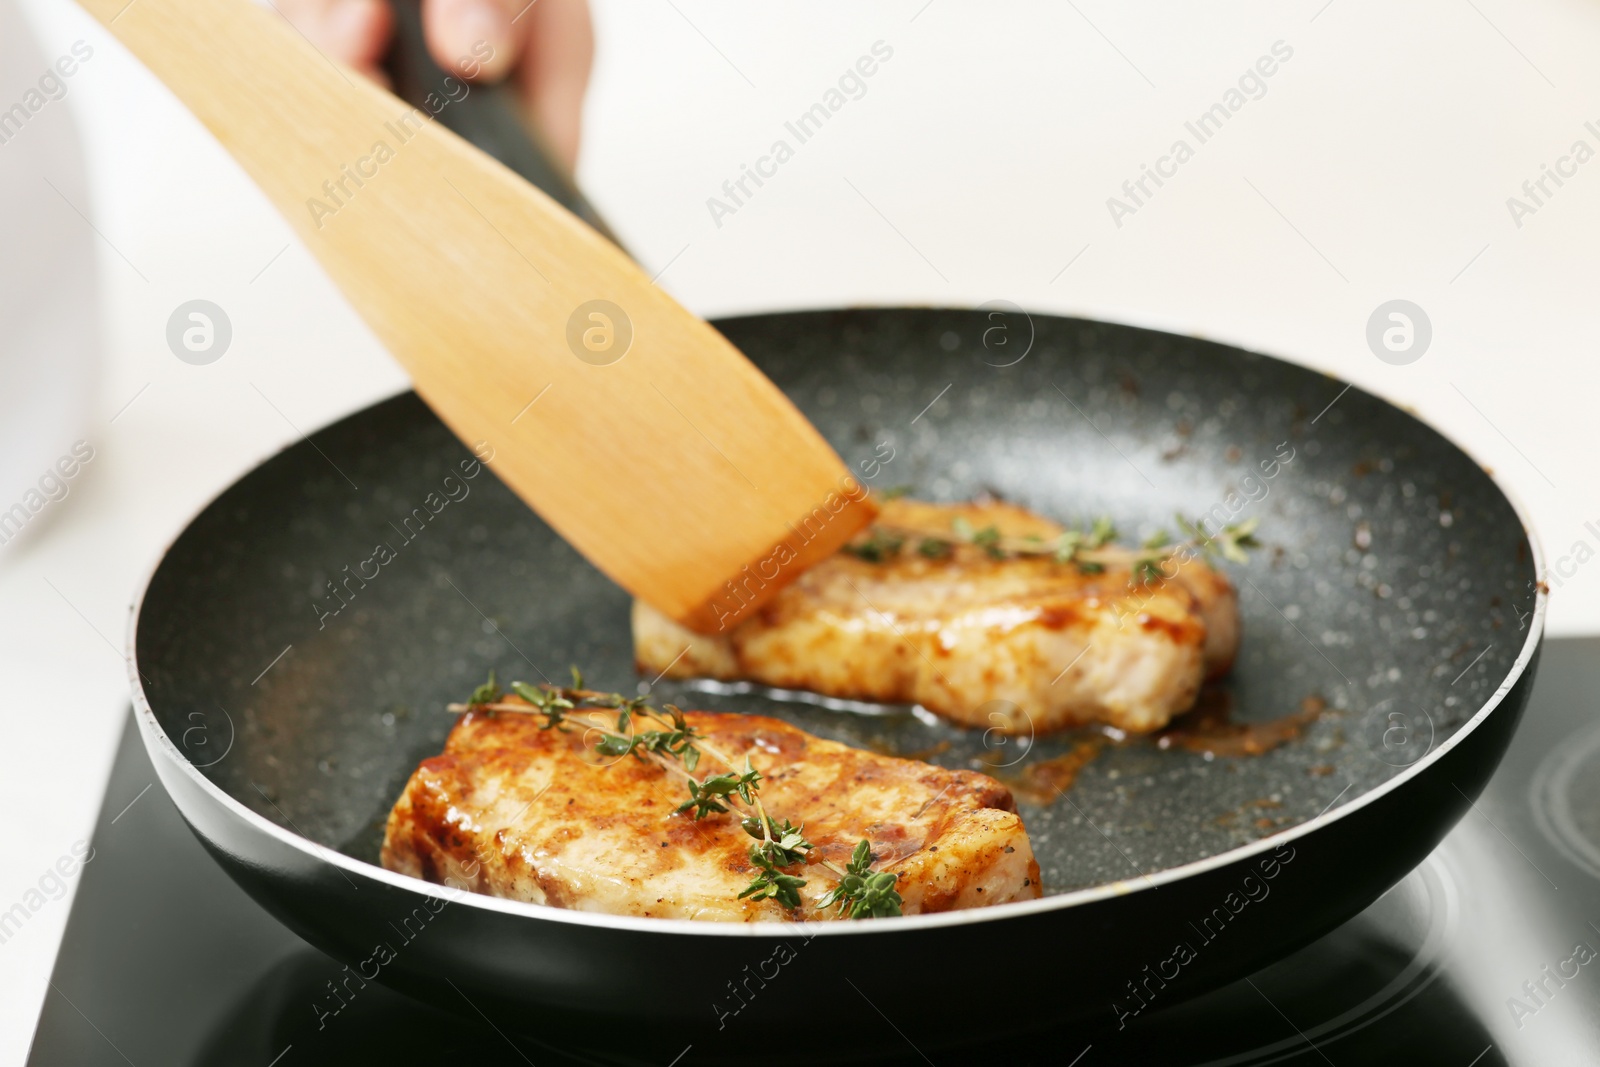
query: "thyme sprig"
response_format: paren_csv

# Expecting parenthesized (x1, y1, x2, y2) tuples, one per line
(738, 814, 816, 908)
(447, 677, 903, 919)
(677, 761, 761, 818)
(817, 839, 905, 919)
(740, 849, 809, 909)
(595, 703, 703, 772)
(845, 511, 1260, 581)
(1178, 514, 1261, 564)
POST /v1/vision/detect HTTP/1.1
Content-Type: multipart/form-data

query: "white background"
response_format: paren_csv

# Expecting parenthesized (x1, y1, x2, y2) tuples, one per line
(3, 0, 1598, 1059)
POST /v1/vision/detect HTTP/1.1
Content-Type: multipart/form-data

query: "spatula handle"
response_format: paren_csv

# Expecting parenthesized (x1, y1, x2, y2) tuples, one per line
(383, 1, 621, 247)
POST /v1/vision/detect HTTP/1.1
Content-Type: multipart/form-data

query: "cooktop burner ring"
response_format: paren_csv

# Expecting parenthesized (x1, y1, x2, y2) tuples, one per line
(1529, 717, 1600, 883)
(1125, 852, 1462, 1066)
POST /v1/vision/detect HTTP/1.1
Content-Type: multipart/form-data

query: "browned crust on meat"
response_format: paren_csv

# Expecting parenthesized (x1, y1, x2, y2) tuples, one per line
(382, 703, 1041, 921)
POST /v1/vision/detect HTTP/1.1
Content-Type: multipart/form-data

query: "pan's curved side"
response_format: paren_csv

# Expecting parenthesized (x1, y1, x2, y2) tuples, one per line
(130, 645, 1538, 1061)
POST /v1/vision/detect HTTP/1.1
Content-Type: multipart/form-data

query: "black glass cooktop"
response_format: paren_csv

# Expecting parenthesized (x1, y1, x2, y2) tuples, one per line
(28, 639, 1600, 1065)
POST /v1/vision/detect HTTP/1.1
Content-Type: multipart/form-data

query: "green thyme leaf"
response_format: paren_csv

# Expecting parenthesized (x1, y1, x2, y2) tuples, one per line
(1085, 516, 1117, 549)
(739, 845, 809, 909)
(677, 761, 762, 819)
(1053, 530, 1085, 564)
(510, 680, 572, 730)
(817, 839, 903, 919)
(467, 670, 499, 706)
(843, 532, 905, 562)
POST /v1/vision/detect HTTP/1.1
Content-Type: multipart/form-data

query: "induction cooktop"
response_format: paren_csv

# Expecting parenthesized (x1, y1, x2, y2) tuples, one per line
(28, 639, 1600, 1065)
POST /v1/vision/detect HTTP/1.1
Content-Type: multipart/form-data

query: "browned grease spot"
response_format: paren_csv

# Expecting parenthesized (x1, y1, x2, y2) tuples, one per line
(1134, 611, 1202, 644)
(1155, 692, 1327, 758)
(999, 738, 1107, 806)
(903, 740, 953, 762)
(981, 689, 1330, 804)
(1036, 603, 1090, 630)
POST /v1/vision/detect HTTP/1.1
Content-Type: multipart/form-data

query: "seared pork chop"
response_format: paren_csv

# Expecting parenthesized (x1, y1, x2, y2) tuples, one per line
(634, 499, 1240, 735)
(382, 699, 1041, 921)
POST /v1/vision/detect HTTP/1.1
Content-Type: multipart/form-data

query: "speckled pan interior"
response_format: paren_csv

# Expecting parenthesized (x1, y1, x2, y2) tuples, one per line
(135, 308, 1538, 897)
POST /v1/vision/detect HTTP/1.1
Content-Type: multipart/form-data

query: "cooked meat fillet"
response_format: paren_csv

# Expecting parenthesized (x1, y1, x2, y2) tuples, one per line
(381, 701, 1041, 921)
(634, 499, 1240, 735)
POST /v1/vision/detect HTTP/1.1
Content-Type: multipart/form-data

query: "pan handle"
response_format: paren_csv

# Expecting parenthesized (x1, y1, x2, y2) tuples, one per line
(382, 0, 624, 249)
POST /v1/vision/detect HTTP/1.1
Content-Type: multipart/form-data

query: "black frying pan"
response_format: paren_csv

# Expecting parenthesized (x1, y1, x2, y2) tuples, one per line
(125, 18, 1546, 1065)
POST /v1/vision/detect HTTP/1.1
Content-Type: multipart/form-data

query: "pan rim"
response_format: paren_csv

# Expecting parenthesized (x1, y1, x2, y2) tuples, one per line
(126, 309, 1549, 940)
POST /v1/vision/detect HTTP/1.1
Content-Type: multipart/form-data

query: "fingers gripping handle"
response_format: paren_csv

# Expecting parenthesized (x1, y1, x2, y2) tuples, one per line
(382, 0, 621, 248)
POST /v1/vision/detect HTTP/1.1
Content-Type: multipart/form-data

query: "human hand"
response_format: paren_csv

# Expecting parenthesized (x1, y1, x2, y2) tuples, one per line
(275, 0, 593, 172)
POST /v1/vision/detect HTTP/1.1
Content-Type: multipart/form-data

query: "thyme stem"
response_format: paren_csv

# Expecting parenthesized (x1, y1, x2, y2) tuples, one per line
(845, 512, 1260, 577)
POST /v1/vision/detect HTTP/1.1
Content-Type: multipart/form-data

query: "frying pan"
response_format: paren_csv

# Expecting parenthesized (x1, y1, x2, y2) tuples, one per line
(126, 20, 1546, 1065)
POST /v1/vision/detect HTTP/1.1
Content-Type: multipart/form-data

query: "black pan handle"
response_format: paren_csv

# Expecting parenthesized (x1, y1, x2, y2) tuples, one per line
(383, 0, 623, 248)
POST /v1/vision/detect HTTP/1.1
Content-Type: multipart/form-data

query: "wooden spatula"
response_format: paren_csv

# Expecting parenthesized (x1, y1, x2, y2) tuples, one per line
(81, 0, 876, 633)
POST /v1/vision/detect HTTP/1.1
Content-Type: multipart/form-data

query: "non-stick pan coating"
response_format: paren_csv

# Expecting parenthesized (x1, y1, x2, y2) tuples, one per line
(132, 308, 1542, 1061)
